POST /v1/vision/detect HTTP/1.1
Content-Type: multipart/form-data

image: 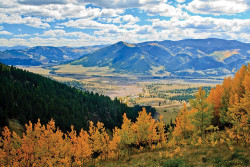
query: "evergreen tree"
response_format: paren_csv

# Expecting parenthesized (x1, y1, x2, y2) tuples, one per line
(190, 87, 213, 138)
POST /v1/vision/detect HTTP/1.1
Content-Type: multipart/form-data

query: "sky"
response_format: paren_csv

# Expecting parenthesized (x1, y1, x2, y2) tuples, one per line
(0, 0, 250, 47)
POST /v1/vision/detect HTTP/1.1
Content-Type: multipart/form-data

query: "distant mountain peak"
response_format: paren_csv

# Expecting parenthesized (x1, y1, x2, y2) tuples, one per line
(115, 41, 135, 47)
(1, 38, 249, 78)
(70, 38, 250, 77)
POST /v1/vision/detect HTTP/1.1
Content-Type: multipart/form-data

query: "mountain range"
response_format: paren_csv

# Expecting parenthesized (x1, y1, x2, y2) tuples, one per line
(70, 38, 250, 77)
(0, 38, 249, 77)
(0, 45, 104, 66)
(0, 45, 29, 52)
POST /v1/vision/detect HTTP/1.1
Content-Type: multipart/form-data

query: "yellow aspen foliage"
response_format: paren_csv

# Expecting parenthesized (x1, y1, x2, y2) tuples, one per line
(0, 114, 168, 166)
(38, 119, 71, 166)
(206, 125, 219, 147)
(133, 107, 158, 146)
(220, 138, 225, 144)
(164, 150, 174, 158)
(19, 121, 38, 166)
(207, 85, 224, 127)
(108, 127, 121, 159)
(156, 115, 167, 147)
(242, 70, 250, 115)
(173, 103, 194, 140)
(220, 77, 233, 125)
(118, 113, 135, 148)
(241, 72, 250, 143)
(78, 129, 92, 161)
(68, 126, 92, 165)
(88, 121, 110, 160)
(231, 65, 247, 98)
(195, 137, 203, 146)
(0, 127, 21, 167)
(228, 94, 249, 143)
(173, 146, 181, 155)
(150, 144, 156, 150)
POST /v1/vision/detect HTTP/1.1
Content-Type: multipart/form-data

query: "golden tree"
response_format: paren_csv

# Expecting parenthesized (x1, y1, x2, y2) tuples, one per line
(173, 103, 194, 140)
(207, 84, 224, 127)
(117, 113, 135, 152)
(227, 65, 250, 144)
(68, 127, 92, 165)
(0, 127, 21, 166)
(88, 121, 110, 160)
(156, 115, 167, 147)
(133, 107, 158, 146)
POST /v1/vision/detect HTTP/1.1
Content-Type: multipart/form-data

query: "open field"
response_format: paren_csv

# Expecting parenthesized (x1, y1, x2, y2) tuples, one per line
(136, 97, 166, 104)
(20, 65, 221, 125)
(106, 85, 144, 99)
(17, 66, 51, 75)
(53, 64, 115, 76)
(154, 103, 192, 124)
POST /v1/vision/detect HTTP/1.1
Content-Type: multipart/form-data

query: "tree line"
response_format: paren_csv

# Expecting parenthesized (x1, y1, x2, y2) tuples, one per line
(0, 63, 139, 132)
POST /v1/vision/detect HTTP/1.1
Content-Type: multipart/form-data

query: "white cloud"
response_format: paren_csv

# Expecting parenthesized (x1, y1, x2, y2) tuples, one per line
(101, 9, 124, 17)
(94, 27, 127, 36)
(60, 19, 117, 30)
(151, 16, 250, 33)
(17, 0, 69, 5)
(0, 0, 17, 8)
(144, 3, 189, 18)
(0, 2, 124, 20)
(1, 0, 250, 47)
(0, 14, 50, 28)
(82, 0, 167, 9)
(186, 0, 248, 15)
(149, 16, 250, 43)
(55, 26, 64, 29)
(82, 0, 187, 18)
(40, 29, 94, 39)
(104, 15, 139, 24)
(42, 18, 55, 22)
(0, 36, 103, 47)
(176, 0, 185, 3)
(0, 31, 13, 35)
(122, 15, 140, 23)
(135, 25, 154, 34)
(14, 34, 30, 37)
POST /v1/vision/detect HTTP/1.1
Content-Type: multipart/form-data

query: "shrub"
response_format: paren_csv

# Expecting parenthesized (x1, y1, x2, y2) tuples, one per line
(163, 158, 185, 167)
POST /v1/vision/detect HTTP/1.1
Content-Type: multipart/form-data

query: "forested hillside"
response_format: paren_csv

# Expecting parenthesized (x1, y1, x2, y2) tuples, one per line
(0, 63, 138, 132)
(0, 64, 249, 167)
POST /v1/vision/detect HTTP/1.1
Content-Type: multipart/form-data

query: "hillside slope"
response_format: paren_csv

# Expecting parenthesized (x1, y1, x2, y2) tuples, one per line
(71, 38, 250, 77)
(0, 45, 104, 66)
(0, 63, 137, 132)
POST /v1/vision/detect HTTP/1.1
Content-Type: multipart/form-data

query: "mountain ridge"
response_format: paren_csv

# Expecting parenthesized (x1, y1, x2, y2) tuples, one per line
(70, 38, 250, 77)
(0, 45, 105, 66)
(0, 38, 249, 77)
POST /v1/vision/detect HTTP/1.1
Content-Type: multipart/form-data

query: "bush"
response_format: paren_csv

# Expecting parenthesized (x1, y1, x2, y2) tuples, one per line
(163, 158, 185, 167)
(214, 156, 223, 167)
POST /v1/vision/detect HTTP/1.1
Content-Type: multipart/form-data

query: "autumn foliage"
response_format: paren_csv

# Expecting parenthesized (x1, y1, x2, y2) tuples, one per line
(0, 65, 249, 166)
(0, 108, 167, 166)
(173, 64, 250, 146)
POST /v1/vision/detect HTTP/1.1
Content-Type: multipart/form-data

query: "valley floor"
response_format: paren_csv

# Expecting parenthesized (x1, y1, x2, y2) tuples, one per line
(18, 65, 221, 125)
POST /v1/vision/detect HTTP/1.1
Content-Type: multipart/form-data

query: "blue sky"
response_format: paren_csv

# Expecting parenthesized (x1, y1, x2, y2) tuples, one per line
(0, 0, 250, 47)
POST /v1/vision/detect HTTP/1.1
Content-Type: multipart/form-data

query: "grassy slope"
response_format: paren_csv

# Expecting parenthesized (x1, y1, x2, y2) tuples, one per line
(96, 144, 249, 167)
